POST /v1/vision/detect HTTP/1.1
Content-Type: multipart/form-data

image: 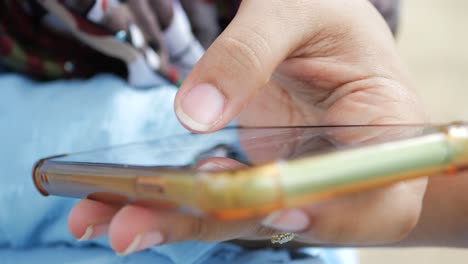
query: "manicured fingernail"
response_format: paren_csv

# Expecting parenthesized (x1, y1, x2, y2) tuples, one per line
(78, 224, 109, 241)
(176, 83, 225, 131)
(117, 231, 164, 256)
(262, 209, 310, 232)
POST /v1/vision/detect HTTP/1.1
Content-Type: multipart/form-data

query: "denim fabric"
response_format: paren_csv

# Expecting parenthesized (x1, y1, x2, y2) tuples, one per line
(0, 74, 355, 264)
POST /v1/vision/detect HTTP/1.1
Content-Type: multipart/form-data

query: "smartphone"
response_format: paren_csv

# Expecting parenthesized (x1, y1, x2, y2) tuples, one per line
(33, 123, 468, 220)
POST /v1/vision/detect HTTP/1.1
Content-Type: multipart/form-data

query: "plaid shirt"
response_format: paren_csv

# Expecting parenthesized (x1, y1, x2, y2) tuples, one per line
(0, 0, 400, 83)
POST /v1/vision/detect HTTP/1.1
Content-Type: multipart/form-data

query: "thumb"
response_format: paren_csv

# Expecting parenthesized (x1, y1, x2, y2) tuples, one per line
(174, 0, 300, 133)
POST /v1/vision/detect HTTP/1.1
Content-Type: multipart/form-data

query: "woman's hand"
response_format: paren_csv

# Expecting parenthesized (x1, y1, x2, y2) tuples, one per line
(68, 0, 428, 255)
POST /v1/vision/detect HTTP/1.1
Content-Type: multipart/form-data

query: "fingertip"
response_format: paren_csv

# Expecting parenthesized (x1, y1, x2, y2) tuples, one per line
(67, 204, 84, 239)
(175, 83, 226, 133)
(67, 199, 98, 239)
(67, 199, 118, 240)
(109, 206, 207, 255)
(109, 205, 159, 253)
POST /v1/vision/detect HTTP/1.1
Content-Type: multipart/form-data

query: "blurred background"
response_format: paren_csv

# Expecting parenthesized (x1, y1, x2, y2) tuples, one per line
(398, 0, 468, 122)
(360, 0, 468, 263)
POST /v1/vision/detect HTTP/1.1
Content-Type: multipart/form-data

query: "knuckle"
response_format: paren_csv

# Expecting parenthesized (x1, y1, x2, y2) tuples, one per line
(305, 182, 424, 244)
(388, 205, 421, 242)
(216, 30, 270, 76)
(381, 183, 424, 242)
(310, 207, 420, 244)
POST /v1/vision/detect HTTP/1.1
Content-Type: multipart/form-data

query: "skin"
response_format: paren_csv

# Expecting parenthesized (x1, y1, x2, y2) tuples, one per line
(67, 0, 468, 255)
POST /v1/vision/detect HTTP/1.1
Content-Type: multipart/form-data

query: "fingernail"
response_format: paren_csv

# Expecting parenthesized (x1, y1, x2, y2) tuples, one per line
(78, 224, 109, 241)
(176, 83, 225, 131)
(117, 231, 164, 256)
(197, 162, 220, 171)
(197, 161, 232, 172)
(262, 209, 310, 232)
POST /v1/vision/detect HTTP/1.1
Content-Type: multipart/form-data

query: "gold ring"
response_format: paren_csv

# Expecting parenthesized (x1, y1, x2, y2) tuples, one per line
(271, 233, 296, 244)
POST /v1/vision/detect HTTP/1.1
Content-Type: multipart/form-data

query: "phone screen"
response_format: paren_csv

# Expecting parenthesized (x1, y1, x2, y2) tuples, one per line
(42, 124, 429, 170)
